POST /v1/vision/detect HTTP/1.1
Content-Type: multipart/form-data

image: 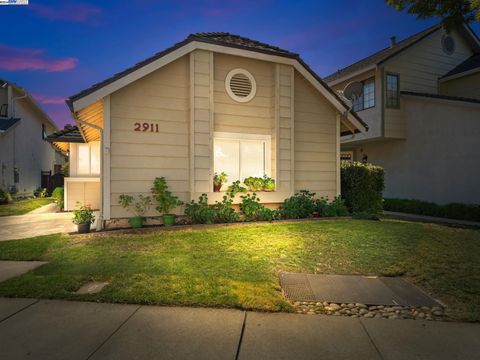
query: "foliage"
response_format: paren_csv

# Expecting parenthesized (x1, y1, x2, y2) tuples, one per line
(240, 193, 278, 221)
(341, 161, 384, 215)
(226, 180, 247, 194)
(118, 194, 152, 217)
(61, 162, 69, 177)
(213, 172, 228, 186)
(184, 194, 216, 224)
(151, 177, 183, 215)
(262, 175, 276, 192)
(384, 198, 480, 222)
(52, 187, 64, 210)
(385, 0, 480, 29)
(315, 196, 349, 217)
(213, 193, 240, 223)
(34, 187, 49, 198)
(72, 203, 95, 225)
(243, 176, 264, 191)
(0, 189, 13, 205)
(279, 190, 317, 219)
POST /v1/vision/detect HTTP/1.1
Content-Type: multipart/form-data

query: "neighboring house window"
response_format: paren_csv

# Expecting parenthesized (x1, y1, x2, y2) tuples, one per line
(386, 73, 400, 108)
(352, 78, 375, 112)
(42, 124, 47, 140)
(340, 151, 354, 162)
(214, 132, 271, 185)
(77, 143, 101, 176)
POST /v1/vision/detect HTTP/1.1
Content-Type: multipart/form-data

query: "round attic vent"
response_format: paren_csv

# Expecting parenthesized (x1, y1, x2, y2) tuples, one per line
(442, 35, 455, 55)
(225, 69, 256, 103)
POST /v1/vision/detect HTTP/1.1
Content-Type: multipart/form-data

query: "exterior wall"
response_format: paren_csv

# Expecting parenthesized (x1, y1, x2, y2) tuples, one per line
(440, 71, 480, 99)
(346, 97, 480, 204)
(109, 55, 190, 218)
(294, 71, 338, 199)
(65, 177, 100, 211)
(331, 69, 383, 143)
(0, 90, 61, 196)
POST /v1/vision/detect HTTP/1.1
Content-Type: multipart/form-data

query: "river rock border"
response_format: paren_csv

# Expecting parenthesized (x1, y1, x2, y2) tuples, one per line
(291, 301, 447, 320)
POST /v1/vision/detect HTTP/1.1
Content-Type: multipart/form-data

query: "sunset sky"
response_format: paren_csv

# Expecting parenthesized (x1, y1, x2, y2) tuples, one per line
(2, 0, 479, 128)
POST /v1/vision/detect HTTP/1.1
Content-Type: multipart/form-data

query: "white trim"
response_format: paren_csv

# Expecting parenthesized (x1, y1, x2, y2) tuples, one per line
(274, 64, 280, 185)
(189, 52, 195, 198)
(103, 95, 111, 220)
(70, 40, 366, 134)
(401, 93, 480, 108)
(336, 114, 341, 196)
(225, 68, 257, 102)
(289, 66, 295, 193)
(439, 67, 480, 82)
(326, 65, 377, 87)
(209, 51, 215, 193)
(214, 132, 271, 141)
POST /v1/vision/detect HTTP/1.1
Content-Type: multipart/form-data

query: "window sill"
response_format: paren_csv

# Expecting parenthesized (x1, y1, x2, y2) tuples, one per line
(191, 191, 293, 205)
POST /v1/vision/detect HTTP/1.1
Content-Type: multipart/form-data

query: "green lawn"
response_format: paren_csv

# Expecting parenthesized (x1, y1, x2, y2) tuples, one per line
(0, 219, 479, 321)
(0, 198, 54, 216)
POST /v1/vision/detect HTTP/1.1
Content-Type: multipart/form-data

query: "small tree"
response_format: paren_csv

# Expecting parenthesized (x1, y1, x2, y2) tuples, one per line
(151, 177, 183, 226)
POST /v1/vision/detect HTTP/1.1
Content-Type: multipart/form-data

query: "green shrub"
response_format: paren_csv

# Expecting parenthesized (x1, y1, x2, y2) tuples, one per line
(184, 194, 216, 224)
(262, 175, 275, 192)
(315, 196, 349, 217)
(72, 203, 95, 225)
(34, 187, 49, 198)
(52, 187, 64, 210)
(226, 180, 247, 194)
(118, 194, 152, 217)
(279, 190, 316, 219)
(239, 193, 278, 221)
(384, 198, 480, 222)
(341, 161, 384, 215)
(0, 189, 13, 205)
(151, 177, 183, 216)
(213, 193, 240, 223)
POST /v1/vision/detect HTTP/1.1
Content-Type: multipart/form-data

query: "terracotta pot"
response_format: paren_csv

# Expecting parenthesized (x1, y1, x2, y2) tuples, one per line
(213, 183, 222, 192)
(77, 223, 91, 234)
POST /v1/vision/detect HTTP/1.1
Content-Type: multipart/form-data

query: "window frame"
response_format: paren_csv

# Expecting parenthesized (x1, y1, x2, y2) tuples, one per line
(352, 77, 375, 112)
(213, 132, 271, 186)
(385, 72, 400, 109)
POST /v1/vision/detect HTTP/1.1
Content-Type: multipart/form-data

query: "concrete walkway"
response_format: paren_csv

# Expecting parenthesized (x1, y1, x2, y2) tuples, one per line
(0, 206, 100, 241)
(0, 298, 479, 360)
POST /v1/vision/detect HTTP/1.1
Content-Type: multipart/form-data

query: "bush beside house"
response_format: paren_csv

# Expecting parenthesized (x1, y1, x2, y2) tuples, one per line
(384, 198, 480, 222)
(341, 161, 385, 215)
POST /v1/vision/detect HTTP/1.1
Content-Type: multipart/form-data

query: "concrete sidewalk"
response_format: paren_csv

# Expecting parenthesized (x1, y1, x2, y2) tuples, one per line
(0, 298, 479, 360)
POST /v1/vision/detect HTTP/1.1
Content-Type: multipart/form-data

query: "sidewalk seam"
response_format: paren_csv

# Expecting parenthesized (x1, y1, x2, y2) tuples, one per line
(86, 305, 141, 360)
(358, 319, 385, 360)
(0, 298, 39, 323)
(235, 311, 247, 360)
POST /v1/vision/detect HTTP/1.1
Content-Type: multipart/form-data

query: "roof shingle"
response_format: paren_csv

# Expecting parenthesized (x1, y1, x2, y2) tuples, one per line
(46, 125, 84, 143)
(0, 118, 20, 132)
(441, 53, 480, 79)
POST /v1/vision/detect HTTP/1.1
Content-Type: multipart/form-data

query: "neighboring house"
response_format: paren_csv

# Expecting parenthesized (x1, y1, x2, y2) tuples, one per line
(49, 33, 366, 227)
(0, 79, 65, 197)
(325, 23, 480, 205)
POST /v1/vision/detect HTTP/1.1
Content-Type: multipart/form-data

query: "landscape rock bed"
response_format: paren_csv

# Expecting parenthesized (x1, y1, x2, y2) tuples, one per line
(291, 301, 447, 321)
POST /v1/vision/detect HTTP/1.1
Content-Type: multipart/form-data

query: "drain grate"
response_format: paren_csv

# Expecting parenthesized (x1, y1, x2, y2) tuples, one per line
(279, 272, 315, 301)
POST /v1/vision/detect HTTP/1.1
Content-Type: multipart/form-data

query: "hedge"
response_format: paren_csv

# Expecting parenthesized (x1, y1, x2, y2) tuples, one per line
(341, 161, 384, 214)
(384, 198, 480, 222)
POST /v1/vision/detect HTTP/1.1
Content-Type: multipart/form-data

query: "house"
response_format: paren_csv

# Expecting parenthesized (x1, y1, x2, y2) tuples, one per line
(49, 33, 367, 227)
(0, 79, 65, 197)
(325, 23, 480, 205)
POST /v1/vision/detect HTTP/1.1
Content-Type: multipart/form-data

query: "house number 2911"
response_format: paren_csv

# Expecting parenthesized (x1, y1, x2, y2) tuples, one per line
(134, 122, 159, 132)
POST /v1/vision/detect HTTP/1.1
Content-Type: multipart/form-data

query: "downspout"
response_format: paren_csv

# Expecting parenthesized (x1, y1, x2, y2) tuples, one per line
(75, 117, 104, 231)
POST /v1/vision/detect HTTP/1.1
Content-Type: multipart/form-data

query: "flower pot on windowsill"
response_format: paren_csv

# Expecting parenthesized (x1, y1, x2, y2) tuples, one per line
(77, 223, 91, 234)
(129, 216, 144, 228)
(163, 214, 176, 227)
(213, 183, 222, 192)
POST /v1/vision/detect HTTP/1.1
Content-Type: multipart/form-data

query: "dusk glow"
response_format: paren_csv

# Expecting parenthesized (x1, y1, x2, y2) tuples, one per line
(2, 0, 479, 128)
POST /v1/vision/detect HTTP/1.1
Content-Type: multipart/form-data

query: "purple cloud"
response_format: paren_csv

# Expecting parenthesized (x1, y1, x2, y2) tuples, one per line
(0, 44, 78, 72)
(32, 93, 66, 105)
(29, 2, 102, 23)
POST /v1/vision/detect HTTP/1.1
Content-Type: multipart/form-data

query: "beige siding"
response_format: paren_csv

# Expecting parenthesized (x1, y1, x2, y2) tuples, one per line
(109, 56, 190, 218)
(65, 179, 100, 211)
(294, 71, 338, 199)
(440, 72, 480, 99)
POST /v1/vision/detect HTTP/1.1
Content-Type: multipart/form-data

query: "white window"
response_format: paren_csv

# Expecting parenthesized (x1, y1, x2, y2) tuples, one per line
(77, 142, 100, 176)
(386, 73, 400, 108)
(214, 132, 271, 185)
(352, 77, 375, 112)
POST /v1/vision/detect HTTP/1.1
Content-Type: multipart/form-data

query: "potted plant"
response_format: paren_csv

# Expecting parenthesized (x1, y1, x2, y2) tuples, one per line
(118, 194, 152, 228)
(72, 203, 95, 233)
(263, 176, 276, 192)
(213, 172, 227, 192)
(151, 177, 183, 226)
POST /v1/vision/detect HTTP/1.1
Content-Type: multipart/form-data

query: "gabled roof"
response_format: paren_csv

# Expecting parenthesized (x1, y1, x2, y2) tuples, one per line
(401, 90, 480, 104)
(324, 24, 442, 84)
(67, 32, 368, 134)
(0, 118, 20, 133)
(45, 125, 84, 143)
(441, 53, 480, 79)
(324, 23, 480, 85)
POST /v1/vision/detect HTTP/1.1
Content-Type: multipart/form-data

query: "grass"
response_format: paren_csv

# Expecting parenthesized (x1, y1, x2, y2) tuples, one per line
(0, 219, 479, 321)
(0, 198, 54, 216)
